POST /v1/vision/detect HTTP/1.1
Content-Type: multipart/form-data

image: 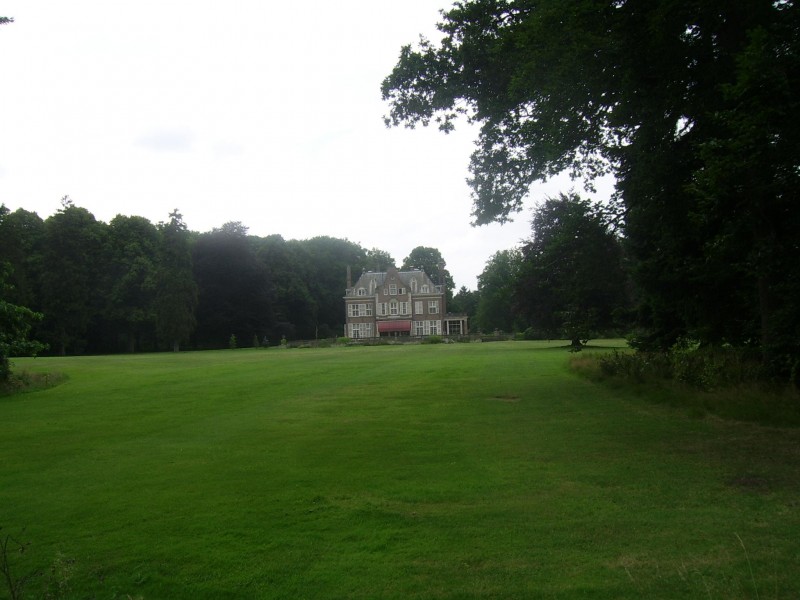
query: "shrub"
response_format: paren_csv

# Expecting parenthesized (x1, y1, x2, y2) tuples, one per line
(422, 335, 443, 344)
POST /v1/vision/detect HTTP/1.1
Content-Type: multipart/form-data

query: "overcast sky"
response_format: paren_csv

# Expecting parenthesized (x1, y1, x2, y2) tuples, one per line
(1, 1, 610, 290)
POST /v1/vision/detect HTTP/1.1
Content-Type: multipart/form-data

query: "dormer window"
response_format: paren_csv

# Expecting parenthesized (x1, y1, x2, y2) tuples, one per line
(421, 284, 429, 293)
(357, 288, 366, 296)
(410, 279, 418, 293)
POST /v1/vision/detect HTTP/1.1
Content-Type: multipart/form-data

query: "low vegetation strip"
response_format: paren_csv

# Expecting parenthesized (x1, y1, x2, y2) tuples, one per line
(2, 342, 799, 598)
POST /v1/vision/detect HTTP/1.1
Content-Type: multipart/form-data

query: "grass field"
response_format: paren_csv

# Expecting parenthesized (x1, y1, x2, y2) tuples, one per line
(2, 341, 799, 599)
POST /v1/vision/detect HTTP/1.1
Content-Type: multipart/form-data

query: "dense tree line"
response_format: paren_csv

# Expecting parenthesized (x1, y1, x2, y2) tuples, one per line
(462, 193, 631, 340)
(0, 202, 409, 355)
(383, 0, 800, 373)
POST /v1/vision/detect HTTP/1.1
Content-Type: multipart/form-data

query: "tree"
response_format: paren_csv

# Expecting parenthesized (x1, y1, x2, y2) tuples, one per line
(515, 194, 629, 346)
(450, 285, 480, 323)
(154, 210, 197, 352)
(192, 222, 274, 348)
(255, 235, 318, 341)
(365, 248, 396, 272)
(1, 203, 45, 381)
(383, 1, 800, 367)
(401, 246, 454, 293)
(0, 266, 45, 382)
(301, 236, 367, 338)
(39, 199, 107, 355)
(103, 215, 160, 352)
(475, 249, 523, 333)
(0, 206, 45, 312)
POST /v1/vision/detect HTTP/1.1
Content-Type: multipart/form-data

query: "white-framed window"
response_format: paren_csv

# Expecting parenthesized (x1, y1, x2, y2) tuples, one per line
(357, 288, 366, 296)
(428, 300, 439, 314)
(399, 301, 409, 315)
(411, 279, 418, 293)
(414, 321, 425, 336)
(414, 300, 423, 314)
(350, 323, 374, 338)
(390, 300, 398, 315)
(378, 302, 388, 316)
(399, 287, 406, 295)
(369, 279, 377, 294)
(348, 303, 373, 317)
(421, 284, 429, 293)
(425, 320, 440, 335)
(389, 283, 397, 295)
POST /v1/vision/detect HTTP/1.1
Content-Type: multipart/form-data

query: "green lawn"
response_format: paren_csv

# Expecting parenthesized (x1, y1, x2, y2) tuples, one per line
(2, 342, 799, 598)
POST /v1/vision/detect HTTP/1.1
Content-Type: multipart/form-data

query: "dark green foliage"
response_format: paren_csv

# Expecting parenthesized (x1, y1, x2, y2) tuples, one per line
(0, 200, 401, 353)
(401, 246, 454, 291)
(365, 247, 395, 272)
(383, 0, 800, 370)
(39, 200, 107, 355)
(515, 194, 630, 342)
(192, 222, 273, 349)
(0, 266, 45, 382)
(475, 248, 523, 333)
(449, 285, 479, 322)
(103, 215, 160, 352)
(154, 211, 197, 352)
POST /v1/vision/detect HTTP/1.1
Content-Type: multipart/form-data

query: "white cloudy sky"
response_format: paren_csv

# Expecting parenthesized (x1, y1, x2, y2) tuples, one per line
(1, 1, 609, 290)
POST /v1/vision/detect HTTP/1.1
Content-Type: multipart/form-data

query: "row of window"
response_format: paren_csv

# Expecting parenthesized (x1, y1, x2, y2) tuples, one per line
(348, 320, 441, 338)
(349, 300, 439, 317)
(348, 303, 373, 317)
(356, 282, 431, 296)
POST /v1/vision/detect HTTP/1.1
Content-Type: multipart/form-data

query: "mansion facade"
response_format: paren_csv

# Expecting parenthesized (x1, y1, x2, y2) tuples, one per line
(344, 266, 468, 339)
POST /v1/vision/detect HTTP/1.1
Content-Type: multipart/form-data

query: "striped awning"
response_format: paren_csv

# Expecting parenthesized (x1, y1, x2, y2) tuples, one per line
(377, 320, 412, 333)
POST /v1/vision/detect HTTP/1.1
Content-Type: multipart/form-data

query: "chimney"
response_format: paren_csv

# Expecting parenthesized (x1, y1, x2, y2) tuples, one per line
(346, 265, 352, 289)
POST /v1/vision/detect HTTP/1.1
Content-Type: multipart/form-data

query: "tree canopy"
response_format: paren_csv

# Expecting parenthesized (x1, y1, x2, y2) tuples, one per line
(514, 194, 630, 344)
(383, 0, 800, 368)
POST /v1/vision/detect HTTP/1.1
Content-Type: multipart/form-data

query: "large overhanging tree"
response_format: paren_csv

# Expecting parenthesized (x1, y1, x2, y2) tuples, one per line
(383, 0, 800, 368)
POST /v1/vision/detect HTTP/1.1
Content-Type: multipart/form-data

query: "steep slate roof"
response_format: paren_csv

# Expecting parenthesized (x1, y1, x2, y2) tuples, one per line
(352, 267, 437, 290)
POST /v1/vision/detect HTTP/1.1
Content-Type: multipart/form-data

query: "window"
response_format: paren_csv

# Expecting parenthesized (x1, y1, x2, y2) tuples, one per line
(357, 288, 366, 296)
(377, 303, 388, 316)
(425, 320, 440, 335)
(350, 323, 374, 338)
(421, 284, 429, 293)
(399, 287, 406, 295)
(414, 301, 423, 314)
(428, 300, 439, 314)
(390, 300, 398, 315)
(389, 284, 397, 295)
(349, 303, 373, 317)
(411, 279, 418, 293)
(414, 321, 425, 336)
(399, 302, 409, 315)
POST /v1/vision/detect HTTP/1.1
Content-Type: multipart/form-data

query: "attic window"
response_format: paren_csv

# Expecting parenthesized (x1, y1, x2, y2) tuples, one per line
(357, 288, 366, 296)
